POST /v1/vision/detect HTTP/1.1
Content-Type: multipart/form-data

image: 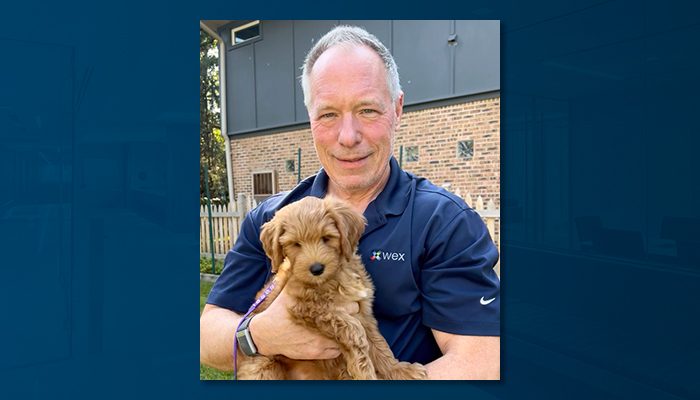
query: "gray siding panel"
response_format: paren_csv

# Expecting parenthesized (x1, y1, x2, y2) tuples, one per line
(393, 20, 452, 104)
(224, 20, 500, 134)
(228, 44, 256, 132)
(254, 20, 295, 128)
(340, 20, 392, 51)
(454, 21, 500, 95)
(293, 20, 338, 121)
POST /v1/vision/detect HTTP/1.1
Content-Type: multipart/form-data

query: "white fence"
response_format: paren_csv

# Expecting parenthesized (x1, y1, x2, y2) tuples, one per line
(200, 191, 500, 273)
(454, 190, 501, 275)
(200, 194, 256, 258)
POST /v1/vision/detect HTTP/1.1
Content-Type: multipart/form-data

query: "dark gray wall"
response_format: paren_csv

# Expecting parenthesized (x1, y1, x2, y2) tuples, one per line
(291, 21, 338, 122)
(218, 20, 500, 136)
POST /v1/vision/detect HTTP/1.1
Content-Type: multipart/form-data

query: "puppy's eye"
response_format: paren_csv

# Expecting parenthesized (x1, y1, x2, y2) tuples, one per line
(322, 236, 332, 243)
(292, 242, 301, 248)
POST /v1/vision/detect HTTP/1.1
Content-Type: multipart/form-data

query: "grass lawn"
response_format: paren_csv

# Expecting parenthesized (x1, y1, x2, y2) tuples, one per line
(200, 279, 234, 380)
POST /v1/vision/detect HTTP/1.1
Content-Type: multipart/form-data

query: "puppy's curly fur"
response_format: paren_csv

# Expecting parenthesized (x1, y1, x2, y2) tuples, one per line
(237, 197, 427, 380)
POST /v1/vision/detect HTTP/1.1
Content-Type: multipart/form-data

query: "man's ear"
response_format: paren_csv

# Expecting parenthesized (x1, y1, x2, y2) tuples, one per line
(260, 219, 284, 272)
(325, 198, 367, 262)
(394, 91, 404, 123)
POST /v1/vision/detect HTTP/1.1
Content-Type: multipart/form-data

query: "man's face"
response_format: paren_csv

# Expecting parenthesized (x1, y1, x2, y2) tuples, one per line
(307, 44, 403, 195)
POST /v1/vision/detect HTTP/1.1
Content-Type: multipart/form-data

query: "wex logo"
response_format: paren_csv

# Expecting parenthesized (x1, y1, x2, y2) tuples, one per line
(369, 249, 405, 262)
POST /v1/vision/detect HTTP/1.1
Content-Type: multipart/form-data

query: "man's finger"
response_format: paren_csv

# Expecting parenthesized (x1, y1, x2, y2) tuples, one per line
(336, 301, 360, 314)
(347, 302, 360, 314)
(323, 348, 341, 359)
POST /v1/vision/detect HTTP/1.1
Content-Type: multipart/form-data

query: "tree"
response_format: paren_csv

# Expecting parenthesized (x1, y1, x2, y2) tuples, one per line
(200, 29, 228, 204)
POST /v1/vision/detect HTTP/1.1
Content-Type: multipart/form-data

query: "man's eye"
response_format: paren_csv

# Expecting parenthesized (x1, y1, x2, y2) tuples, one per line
(360, 109, 381, 117)
(319, 113, 336, 119)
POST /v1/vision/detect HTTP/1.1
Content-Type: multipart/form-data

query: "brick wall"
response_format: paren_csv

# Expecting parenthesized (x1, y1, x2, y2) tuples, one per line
(230, 96, 500, 207)
(397, 97, 500, 206)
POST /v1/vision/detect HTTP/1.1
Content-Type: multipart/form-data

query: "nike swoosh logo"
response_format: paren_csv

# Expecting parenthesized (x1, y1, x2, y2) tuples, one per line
(480, 296, 496, 305)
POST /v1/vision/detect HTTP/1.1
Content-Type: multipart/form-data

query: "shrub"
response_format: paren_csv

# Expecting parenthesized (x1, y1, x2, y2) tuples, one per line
(200, 257, 224, 274)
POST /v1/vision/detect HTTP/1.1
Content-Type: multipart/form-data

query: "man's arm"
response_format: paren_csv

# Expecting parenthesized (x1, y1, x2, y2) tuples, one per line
(200, 304, 245, 371)
(425, 329, 500, 380)
(200, 288, 350, 371)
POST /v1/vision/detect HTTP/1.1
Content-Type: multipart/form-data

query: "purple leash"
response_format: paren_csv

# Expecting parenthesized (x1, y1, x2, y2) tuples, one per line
(233, 281, 276, 380)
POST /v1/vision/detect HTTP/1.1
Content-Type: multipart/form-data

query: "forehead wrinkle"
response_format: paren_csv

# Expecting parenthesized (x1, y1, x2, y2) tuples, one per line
(312, 90, 384, 112)
(356, 99, 383, 108)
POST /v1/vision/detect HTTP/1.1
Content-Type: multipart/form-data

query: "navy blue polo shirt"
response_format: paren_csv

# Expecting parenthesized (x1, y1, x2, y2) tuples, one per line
(207, 157, 500, 364)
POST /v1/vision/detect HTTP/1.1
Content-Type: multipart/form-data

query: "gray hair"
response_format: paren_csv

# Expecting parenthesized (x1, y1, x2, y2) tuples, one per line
(300, 25, 402, 109)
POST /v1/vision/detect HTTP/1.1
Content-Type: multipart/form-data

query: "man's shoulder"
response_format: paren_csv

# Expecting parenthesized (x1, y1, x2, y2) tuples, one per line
(404, 174, 492, 251)
(408, 174, 472, 215)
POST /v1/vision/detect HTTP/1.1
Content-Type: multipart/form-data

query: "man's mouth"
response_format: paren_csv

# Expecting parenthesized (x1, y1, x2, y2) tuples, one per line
(335, 154, 370, 163)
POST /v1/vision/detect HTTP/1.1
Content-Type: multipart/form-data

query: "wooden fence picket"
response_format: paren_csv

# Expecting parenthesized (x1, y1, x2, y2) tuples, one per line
(200, 200, 243, 259)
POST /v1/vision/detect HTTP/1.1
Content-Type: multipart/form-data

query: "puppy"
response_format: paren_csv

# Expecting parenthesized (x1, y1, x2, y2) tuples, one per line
(237, 196, 427, 380)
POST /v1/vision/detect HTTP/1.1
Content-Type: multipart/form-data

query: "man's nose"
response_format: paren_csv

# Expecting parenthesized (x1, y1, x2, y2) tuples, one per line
(338, 114, 361, 147)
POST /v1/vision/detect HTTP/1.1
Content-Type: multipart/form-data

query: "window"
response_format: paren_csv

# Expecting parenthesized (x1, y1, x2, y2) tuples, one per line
(457, 140, 474, 160)
(232, 21, 260, 45)
(252, 170, 276, 202)
(406, 146, 419, 162)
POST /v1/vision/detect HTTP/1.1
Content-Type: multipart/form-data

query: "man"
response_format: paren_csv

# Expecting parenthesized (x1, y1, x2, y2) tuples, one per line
(200, 25, 500, 380)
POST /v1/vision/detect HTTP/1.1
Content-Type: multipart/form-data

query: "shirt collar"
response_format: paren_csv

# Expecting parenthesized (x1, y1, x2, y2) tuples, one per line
(309, 167, 328, 198)
(308, 156, 411, 218)
(372, 156, 411, 217)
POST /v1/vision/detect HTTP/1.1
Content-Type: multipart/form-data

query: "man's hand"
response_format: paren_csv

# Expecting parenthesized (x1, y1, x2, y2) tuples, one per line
(250, 287, 359, 360)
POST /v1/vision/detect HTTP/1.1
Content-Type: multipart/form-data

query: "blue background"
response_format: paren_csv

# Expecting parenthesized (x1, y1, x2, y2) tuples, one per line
(1, 1, 698, 398)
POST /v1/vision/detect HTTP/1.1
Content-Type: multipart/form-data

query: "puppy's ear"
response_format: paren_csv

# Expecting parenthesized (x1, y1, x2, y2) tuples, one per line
(260, 218, 285, 273)
(326, 198, 367, 261)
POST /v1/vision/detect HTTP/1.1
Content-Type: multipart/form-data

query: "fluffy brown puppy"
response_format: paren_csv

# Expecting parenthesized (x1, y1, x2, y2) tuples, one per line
(237, 196, 427, 380)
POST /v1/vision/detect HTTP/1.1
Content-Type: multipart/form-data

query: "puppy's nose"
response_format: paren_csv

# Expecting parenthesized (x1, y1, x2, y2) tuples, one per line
(309, 262, 325, 276)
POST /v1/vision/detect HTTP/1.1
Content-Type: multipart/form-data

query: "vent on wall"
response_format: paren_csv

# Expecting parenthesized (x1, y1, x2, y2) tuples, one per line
(252, 170, 276, 203)
(406, 146, 419, 162)
(457, 140, 474, 160)
(285, 159, 295, 173)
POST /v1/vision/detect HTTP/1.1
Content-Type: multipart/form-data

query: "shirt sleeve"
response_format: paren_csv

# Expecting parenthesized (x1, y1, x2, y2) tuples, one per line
(206, 206, 271, 314)
(420, 207, 500, 336)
